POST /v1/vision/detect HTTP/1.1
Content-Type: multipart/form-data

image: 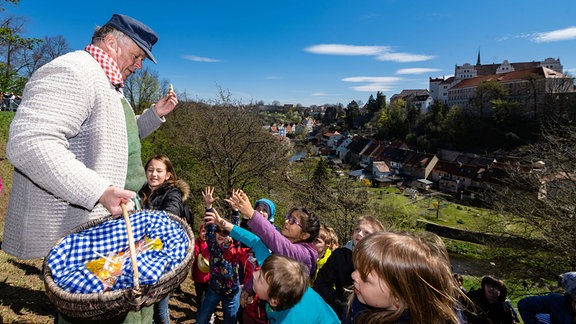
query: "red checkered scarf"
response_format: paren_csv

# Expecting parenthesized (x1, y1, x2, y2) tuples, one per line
(85, 44, 123, 88)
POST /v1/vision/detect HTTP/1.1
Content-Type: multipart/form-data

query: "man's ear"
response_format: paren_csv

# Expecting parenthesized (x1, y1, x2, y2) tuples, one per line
(102, 33, 119, 55)
(299, 231, 310, 242)
(268, 297, 279, 308)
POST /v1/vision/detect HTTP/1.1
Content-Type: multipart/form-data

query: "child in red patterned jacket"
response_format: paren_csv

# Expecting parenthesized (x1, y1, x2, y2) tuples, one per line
(196, 187, 255, 324)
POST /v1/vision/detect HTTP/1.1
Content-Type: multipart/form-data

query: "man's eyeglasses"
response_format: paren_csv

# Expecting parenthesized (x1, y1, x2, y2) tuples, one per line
(285, 214, 303, 228)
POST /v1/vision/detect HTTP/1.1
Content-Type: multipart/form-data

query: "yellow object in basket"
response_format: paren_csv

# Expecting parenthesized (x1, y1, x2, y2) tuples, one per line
(144, 236, 163, 250)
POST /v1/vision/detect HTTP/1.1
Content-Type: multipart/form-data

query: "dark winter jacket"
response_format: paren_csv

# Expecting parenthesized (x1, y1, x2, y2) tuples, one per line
(518, 293, 575, 324)
(465, 287, 515, 324)
(342, 296, 410, 324)
(139, 179, 190, 218)
(313, 243, 354, 318)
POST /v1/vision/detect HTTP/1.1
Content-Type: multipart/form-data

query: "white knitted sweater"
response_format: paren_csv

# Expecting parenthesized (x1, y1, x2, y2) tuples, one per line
(4, 50, 164, 259)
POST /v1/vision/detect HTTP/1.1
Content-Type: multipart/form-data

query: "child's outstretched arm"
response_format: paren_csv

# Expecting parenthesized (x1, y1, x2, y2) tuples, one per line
(205, 208, 270, 265)
(226, 189, 255, 219)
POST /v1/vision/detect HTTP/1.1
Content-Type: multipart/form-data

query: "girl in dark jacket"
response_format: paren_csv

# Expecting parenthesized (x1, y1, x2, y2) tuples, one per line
(138, 154, 191, 324)
(139, 155, 190, 218)
(465, 275, 515, 324)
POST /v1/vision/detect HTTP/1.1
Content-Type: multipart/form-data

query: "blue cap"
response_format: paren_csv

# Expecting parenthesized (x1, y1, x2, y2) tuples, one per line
(105, 14, 158, 63)
(255, 198, 276, 223)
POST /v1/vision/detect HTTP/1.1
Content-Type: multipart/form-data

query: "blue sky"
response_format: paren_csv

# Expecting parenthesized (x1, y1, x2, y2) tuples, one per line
(8, 0, 576, 106)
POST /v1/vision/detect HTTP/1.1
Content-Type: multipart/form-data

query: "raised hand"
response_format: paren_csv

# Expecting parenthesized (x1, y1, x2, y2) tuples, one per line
(202, 186, 219, 209)
(225, 189, 254, 219)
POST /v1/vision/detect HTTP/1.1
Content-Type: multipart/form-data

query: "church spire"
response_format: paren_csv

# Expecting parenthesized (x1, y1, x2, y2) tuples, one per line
(476, 48, 481, 65)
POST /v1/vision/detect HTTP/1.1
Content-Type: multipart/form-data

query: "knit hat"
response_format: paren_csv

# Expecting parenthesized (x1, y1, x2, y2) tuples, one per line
(254, 198, 276, 223)
(560, 271, 576, 299)
(104, 14, 158, 63)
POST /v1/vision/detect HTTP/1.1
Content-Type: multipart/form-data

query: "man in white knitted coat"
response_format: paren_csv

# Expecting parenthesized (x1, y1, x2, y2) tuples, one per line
(3, 14, 178, 260)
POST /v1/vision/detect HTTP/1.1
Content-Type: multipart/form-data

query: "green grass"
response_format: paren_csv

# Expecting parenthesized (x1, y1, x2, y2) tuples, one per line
(0, 112, 15, 241)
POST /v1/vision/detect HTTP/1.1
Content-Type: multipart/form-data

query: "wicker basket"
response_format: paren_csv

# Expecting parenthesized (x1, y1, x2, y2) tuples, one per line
(43, 211, 195, 320)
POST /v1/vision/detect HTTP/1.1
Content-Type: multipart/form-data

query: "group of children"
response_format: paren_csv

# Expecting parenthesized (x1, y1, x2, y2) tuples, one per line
(187, 187, 470, 323)
(127, 158, 564, 323)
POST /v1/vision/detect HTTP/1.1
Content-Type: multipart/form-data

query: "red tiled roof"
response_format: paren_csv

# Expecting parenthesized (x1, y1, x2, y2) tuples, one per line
(451, 67, 568, 90)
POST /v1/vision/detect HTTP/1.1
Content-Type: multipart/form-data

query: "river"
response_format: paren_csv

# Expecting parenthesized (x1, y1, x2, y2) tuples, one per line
(449, 253, 495, 276)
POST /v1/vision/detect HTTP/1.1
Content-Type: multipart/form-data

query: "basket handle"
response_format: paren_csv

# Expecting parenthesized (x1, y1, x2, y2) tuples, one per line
(121, 203, 141, 292)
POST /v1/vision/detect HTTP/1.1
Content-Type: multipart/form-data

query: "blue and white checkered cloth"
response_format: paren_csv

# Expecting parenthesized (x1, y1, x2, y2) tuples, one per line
(47, 210, 189, 294)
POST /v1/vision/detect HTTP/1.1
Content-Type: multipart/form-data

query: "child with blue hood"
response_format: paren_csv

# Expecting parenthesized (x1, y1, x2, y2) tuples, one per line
(241, 198, 277, 231)
(518, 271, 576, 323)
(239, 197, 276, 323)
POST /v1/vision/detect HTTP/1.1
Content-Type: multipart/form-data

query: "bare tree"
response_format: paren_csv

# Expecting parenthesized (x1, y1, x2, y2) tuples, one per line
(145, 90, 292, 209)
(25, 35, 71, 76)
(124, 67, 168, 113)
(488, 120, 576, 279)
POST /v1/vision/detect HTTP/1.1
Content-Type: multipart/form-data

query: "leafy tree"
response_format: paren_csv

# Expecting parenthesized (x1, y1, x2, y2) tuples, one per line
(0, 15, 41, 93)
(376, 98, 406, 140)
(365, 94, 377, 117)
(323, 105, 337, 124)
(345, 100, 360, 130)
(491, 99, 520, 128)
(471, 79, 508, 118)
(312, 157, 330, 185)
(441, 105, 468, 149)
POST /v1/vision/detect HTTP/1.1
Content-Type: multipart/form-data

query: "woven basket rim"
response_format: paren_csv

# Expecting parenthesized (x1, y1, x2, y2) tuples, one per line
(43, 211, 195, 320)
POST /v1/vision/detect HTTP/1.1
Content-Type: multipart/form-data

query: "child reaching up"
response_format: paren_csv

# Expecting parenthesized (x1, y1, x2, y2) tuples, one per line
(226, 189, 320, 275)
(205, 208, 339, 323)
(195, 187, 261, 324)
(343, 231, 466, 324)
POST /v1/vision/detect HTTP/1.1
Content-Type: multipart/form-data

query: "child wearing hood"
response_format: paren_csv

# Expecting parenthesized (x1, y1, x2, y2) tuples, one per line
(518, 271, 576, 324)
(241, 198, 277, 232)
(239, 197, 277, 324)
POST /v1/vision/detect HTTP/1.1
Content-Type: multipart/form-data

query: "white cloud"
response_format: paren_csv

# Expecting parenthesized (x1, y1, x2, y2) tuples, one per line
(376, 52, 435, 63)
(342, 76, 402, 83)
(265, 76, 282, 80)
(304, 44, 389, 56)
(304, 43, 433, 63)
(342, 76, 402, 92)
(350, 83, 396, 92)
(396, 68, 442, 75)
(181, 55, 221, 62)
(532, 27, 576, 42)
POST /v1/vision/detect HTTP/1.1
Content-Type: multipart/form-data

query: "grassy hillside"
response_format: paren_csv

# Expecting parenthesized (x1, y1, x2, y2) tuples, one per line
(0, 112, 14, 239)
